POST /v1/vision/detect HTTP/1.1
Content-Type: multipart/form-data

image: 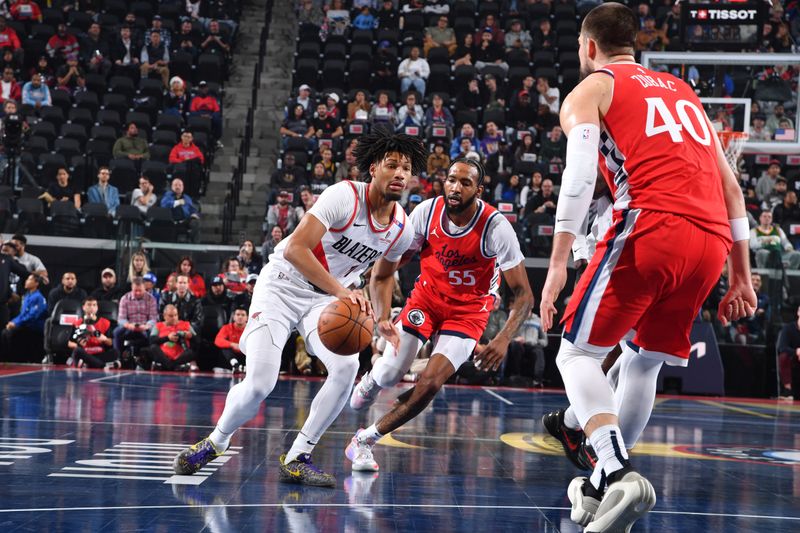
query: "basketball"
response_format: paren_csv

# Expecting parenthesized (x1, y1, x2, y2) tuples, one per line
(317, 299, 375, 355)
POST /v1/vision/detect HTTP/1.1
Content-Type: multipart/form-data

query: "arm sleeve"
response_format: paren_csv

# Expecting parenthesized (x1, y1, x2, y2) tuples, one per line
(306, 181, 358, 230)
(484, 213, 525, 271)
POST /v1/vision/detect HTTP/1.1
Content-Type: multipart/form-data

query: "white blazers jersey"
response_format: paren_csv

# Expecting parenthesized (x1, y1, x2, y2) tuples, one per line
(268, 181, 413, 290)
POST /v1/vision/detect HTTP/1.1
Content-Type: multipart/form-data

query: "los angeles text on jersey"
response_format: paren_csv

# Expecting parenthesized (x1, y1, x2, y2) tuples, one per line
(330, 235, 382, 264)
(434, 243, 479, 270)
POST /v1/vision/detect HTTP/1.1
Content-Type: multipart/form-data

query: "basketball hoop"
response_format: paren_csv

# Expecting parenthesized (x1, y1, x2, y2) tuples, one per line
(718, 131, 749, 173)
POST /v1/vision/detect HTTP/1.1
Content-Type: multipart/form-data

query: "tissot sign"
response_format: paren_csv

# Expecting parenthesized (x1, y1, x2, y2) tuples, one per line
(688, 8, 759, 21)
(679, 2, 767, 51)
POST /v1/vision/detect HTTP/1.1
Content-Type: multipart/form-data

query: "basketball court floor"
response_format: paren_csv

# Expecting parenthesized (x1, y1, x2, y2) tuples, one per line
(1, 364, 798, 532)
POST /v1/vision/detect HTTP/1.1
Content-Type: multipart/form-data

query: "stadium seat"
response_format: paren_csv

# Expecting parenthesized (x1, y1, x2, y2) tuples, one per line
(145, 206, 178, 242)
(54, 138, 81, 161)
(141, 161, 169, 192)
(48, 200, 81, 236)
(102, 93, 131, 117)
(68, 107, 95, 130)
(43, 299, 83, 363)
(75, 91, 100, 116)
(109, 159, 140, 194)
(13, 198, 46, 234)
(507, 67, 532, 91)
(156, 114, 184, 133)
(81, 202, 115, 238)
(25, 135, 50, 157)
(109, 76, 136, 101)
(96, 110, 122, 132)
(96, 300, 119, 328)
(39, 107, 65, 130)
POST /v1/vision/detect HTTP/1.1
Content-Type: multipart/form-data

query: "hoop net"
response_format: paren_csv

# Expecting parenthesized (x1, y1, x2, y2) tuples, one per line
(718, 131, 749, 173)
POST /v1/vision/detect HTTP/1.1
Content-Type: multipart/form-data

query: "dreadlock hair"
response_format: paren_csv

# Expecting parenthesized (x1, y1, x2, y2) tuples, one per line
(449, 158, 486, 187)
(353, 130, 428, 179)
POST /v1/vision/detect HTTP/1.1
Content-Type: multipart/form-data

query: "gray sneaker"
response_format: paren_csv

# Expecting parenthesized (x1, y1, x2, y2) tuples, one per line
(585, 470, 656, 533)
(278, 453, 336, 488)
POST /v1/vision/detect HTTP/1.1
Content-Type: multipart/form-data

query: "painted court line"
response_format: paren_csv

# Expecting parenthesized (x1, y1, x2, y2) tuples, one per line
(482, 387, 514, 405)
(0, 369, 43, 379)
(89, 372, 134, 383)
(0, 503, 797, 521)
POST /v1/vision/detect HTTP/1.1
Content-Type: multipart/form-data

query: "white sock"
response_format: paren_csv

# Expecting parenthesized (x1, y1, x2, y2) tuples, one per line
(285, 432, 316, 464)
(208, 427, 233, 451)
(563, 406, 580, 430)
(357, 424, 383, 444)
(588, 424, 629, 491)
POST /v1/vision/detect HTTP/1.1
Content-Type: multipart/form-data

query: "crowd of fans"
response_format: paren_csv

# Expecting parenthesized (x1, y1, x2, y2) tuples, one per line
(0, 0, 238, 241)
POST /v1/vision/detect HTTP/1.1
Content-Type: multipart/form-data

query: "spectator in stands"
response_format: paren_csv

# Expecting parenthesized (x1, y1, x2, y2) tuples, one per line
(289, 84, 313, 117)
(161, 177, 200, 243)
(148, 15, 171, 49)
(114, 276, 158, 356)
(455, 136, 481, 162)
(203, 275, 231, 308)
(146, 304, 196, 371)
(539, 125, 567, 162)
(424, 93, 454, 139)
(322, 0, 350, 37)
(449, 123, 479, 159)
(763, 177, 788, 211)
(426, 142, 450, 176)
(505, 19, 532, 53)
(10, 0, 42, 24)
(474, 27, 508, 75)
(511, 91, 537, 132)
(346, 90, 371, 124)
(270, 153, 307, 202)
(453, 32, 475, 68)
(159, 273, 203, 335)
(767, 104, 794, 133)
(0, 67, 20, 103)
(506, 310, 547, 387)
(201, 20, 231, 58)
(169, 130, 205, 164)
(750, 210, 800, 268)
(750, 114, 771, 142)
(266, 190, 300, 235)
(127, 250, 150, 287)
(536, 76, 560, 114)
(140, 30, 170, 89)
(91, 268, 125, 303)
(482, 73, 505, 112)
(47, 271, 87, 312)
(368, 91, 397, 128)
(521, 170, 544, 214)
(80, 22, 111, 75)
(774, 191, 800, 241)
(261, 225, 283, 260)
(316, 145, 337, 175)
(486, 138, 513, 178)
(635, 16, 669, 52)
(511, 75, 535, 109)
(172, 256, 206, 299)
(68, 297, 119, 368)
(372, 40, 398, 92)
(87, 166, 121, 216)
(525, 178, 558, 221)
(47, 23, 80, 64)
(1, 273, 46, 360)
(298, 0, 325, 27)
(424, 14, 457, 57)
(456, 78, 482, 112)
(111, 25, 142, 80)
(21, 73, 51, 111)
(238, 240, 263, 276)
(173, 19, 201, 60)
(234, 273, 256, 312)
(0, 237, 28, 327)
(144, 272, 161, 304)
(55, 53, 86, 95)
(165, 76, 189, 117)
(352, 5, 375, 30)
(30, 54, 55, 88)
(398, 46, 429, 97)
(777, 305, 800, 399)
(494, 174, 522, 206)
(310, 102, 343, 143)
(396, 92, 424, 133)
(280, 104, 313, 149)
(334, 149, 357, 182)
(42, 167, 81, 210)
(756, 160, 785, 202)
(730, 272, 770, 344)
(190, 81, 222, 143)
(480, 121, 504, 159)
(9, 235, 47, 282)
(532, 18, 556, 51)
(220, 257, 246, 296)
(296, 186, 315, 218)
(131, 176, 157, 214)
(215, 305, 247, 372)
(113, 122, 150, 162)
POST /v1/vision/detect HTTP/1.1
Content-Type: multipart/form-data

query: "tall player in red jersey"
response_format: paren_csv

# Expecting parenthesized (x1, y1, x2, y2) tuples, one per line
(344, 159, 534, 472)
(538, 3, 756, 532)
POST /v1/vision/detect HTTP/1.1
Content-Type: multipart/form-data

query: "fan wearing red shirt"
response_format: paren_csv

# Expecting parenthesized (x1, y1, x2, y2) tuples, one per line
(189, 81, 222, 141)
(169, 130, 205, 164)
(147, 304, 196, 371)
(46, 23, 80, 62)
(214, 307, 248, 372)
(0, 16, 21, 51)
(10, 0, 42, 23)
(68, 297, 120, 368)
(0, 67, 21, 103)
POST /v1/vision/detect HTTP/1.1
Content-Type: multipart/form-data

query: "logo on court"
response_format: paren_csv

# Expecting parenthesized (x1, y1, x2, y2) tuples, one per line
(679, 446, 800, 466)
(407, 309, 425, 326)
(0, 437, 74, 466)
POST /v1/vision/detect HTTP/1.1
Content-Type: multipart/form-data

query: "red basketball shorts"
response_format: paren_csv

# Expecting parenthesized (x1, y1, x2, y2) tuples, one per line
(562, 209, 729, 366)
(398, 282, 492, 343)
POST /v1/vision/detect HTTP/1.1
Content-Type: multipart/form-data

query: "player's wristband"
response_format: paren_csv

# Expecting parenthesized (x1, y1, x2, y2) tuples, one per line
(729, 217, 749, 242)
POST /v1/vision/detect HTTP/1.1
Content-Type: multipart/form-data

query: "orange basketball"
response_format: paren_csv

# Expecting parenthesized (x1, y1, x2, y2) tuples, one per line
(317, 299, 375, 355)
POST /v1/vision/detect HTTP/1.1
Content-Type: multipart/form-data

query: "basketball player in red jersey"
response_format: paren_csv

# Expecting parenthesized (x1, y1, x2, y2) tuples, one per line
(344, 159, 534, 471)
(538, 3, 756, 531)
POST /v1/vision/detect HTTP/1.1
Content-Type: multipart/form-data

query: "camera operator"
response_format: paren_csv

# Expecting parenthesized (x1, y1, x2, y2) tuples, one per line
(0, 99, 28, 187)
(68, 297, 120, 369)
(146, 304, 196, 371)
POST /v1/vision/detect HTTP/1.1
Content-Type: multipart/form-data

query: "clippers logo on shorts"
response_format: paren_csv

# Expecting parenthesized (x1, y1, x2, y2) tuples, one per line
(407, 309, 425, 326)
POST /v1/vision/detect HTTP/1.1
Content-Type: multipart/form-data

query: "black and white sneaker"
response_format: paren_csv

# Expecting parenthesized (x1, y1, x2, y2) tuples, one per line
(584, 467, 656, 533)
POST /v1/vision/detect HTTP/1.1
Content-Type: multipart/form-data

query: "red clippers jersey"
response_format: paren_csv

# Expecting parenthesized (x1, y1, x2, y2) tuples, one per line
(418, 197, 500, 304)
(595, 63, 731, 245)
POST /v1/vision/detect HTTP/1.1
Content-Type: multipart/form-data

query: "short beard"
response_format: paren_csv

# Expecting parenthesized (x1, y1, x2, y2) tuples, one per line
(383, 190, 402, 202)
(444, 193, 477, 215)
(579, 64, 593, 81)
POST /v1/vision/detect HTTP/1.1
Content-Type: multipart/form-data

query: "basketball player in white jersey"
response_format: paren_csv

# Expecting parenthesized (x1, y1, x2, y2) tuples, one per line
(174, 131, 428, 487)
